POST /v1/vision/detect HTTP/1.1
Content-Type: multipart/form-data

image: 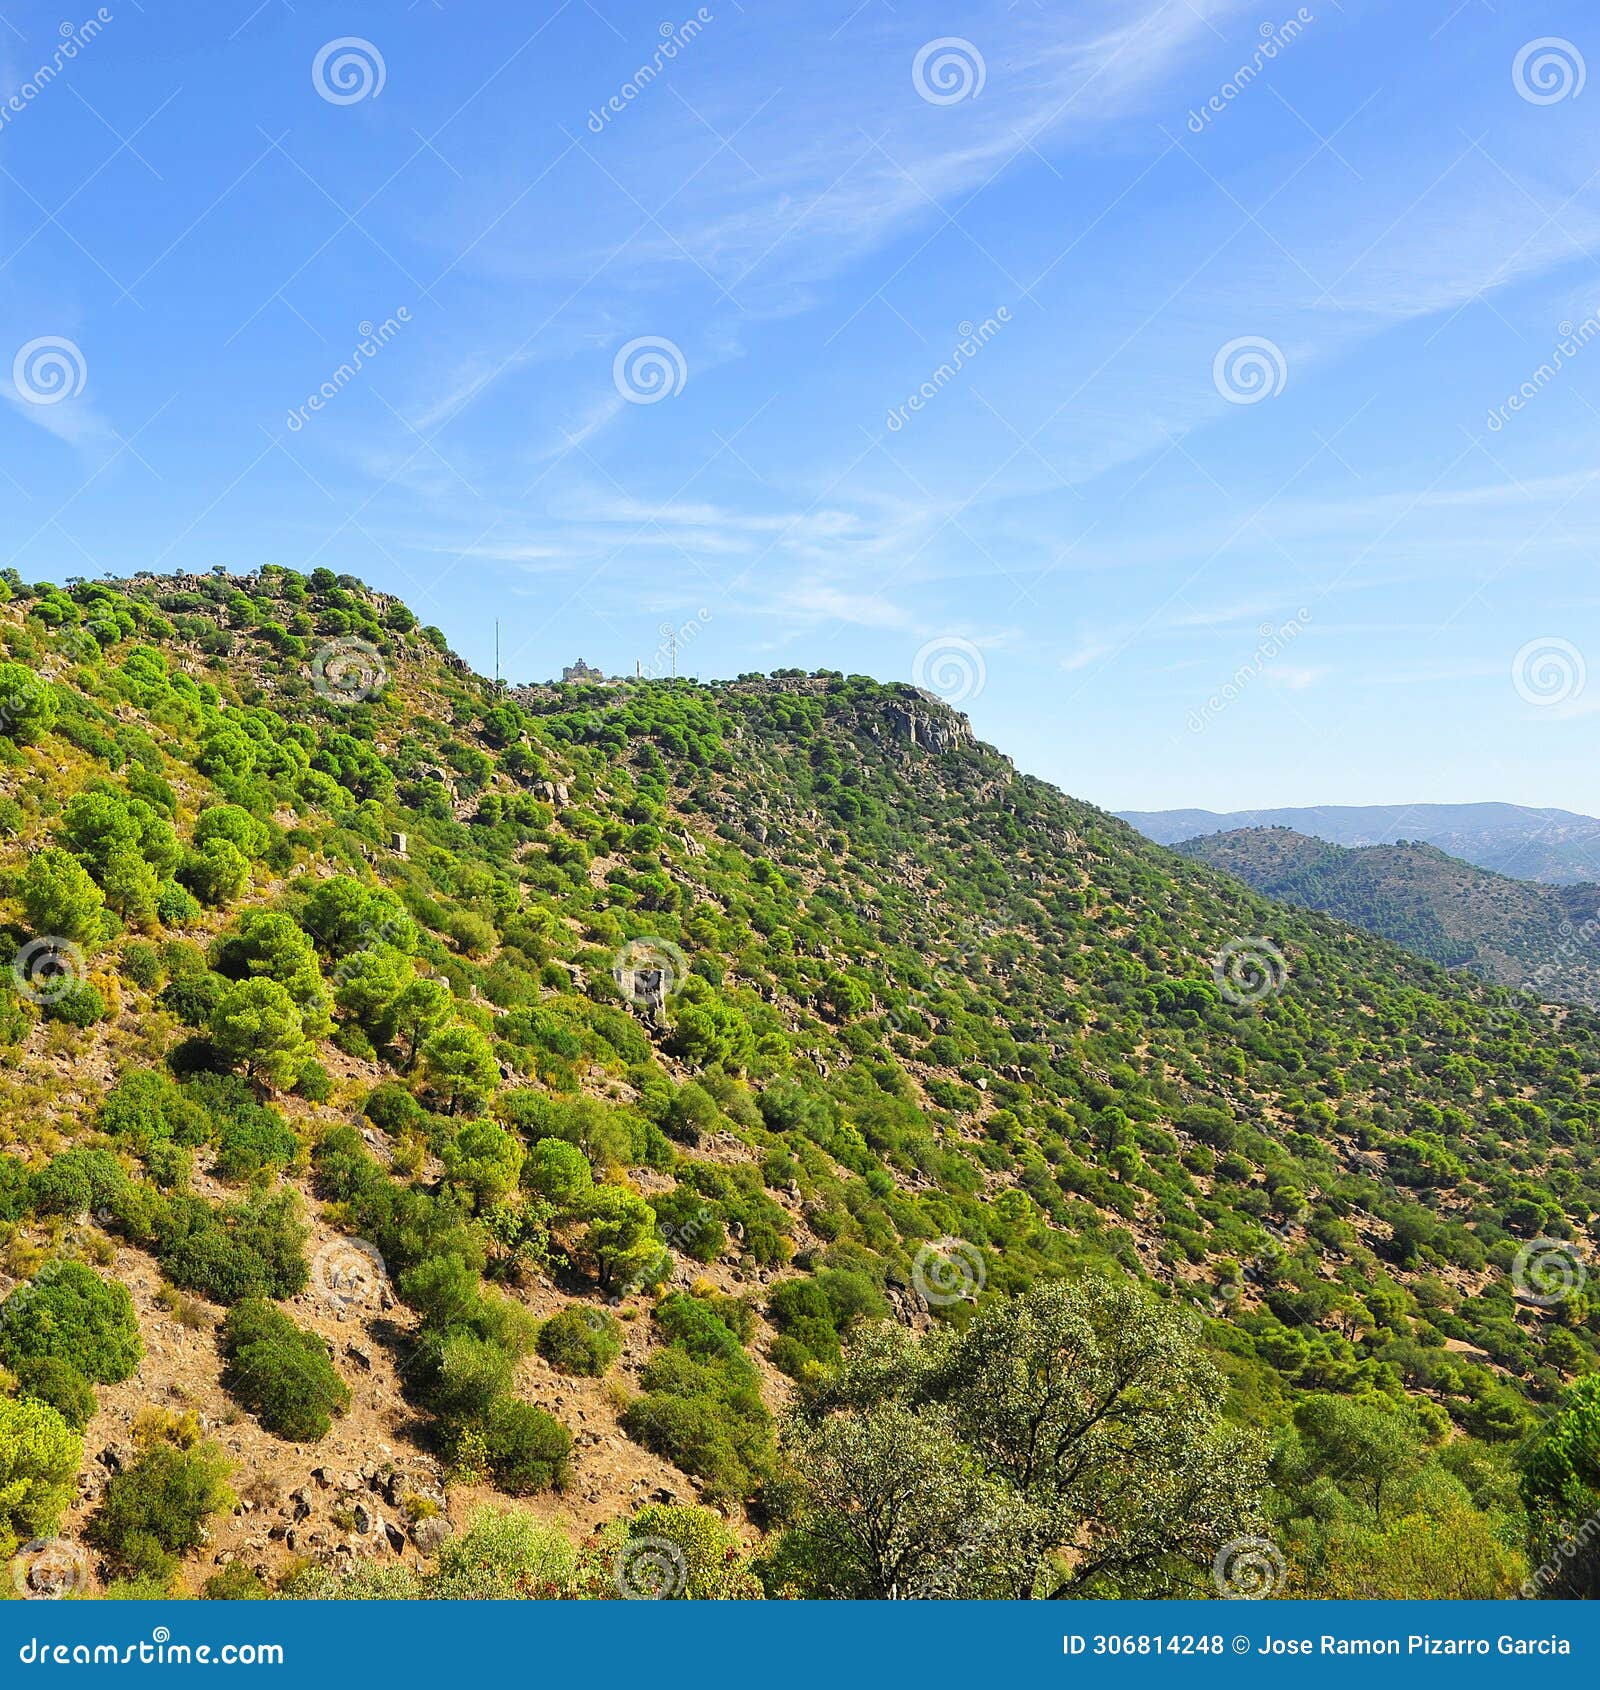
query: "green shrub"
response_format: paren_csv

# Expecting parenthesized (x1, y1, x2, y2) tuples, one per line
(13, 1356, 98, 1430)
(203, 1563, 269, 1599)
(152, 1190, 308, 1304)
(619, 1294, 774, 1501)
(21, 846, 101, 939)
(182, 837, 250, 906)
(159, 946, 219, 1022)
(522, 1138, 591, 1209)
(429, 1507, 578, 1597)
(193, 806, 270, 861)
(0, 1260, 143, 1382)
(484, 1399, 572, 1494)
(155, 880, 203, 927)
(537, 1306, 621, 1377)
(98, 1071, 209, 1152)
(364, 1082, 422, 1136)
(221, 1298, 350, 1441)
(122, 941, 164, 989)
(43, 979, 107, 1027)
(767, 1278, 842, 1373)
(295, 1057, 332, 1102)
(623, 1502, 761, 1599)
(186, 1074, 297, 1182)
(0, 1397, 80, 1558)
(423, 1330, 512, 1426)
(28, 1146, 128, 1216)
(442, 1119, 524, 1205)
(88, 1442, 235, 1582)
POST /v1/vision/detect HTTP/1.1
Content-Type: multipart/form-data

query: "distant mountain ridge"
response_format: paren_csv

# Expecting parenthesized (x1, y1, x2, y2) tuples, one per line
(1118, 801, 1600, 885)
(1173, 826, 1600, 1006)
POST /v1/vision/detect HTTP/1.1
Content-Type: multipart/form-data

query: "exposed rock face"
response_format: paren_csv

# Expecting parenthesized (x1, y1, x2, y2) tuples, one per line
(876, 687, 974, 756)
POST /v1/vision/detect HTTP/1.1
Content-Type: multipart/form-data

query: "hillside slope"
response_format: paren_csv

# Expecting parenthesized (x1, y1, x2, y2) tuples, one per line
(1174, 828, 1600, 1006)
(1121, 802, 1600, 884)
(0, 567, 1595, 1602)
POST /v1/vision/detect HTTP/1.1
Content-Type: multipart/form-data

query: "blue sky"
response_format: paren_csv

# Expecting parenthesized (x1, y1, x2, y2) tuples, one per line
(4, 0, 1600, 814)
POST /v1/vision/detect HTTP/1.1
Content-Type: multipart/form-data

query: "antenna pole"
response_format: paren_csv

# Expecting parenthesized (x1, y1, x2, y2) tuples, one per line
(495, 620, 500, 685)
(670, 625, 677, 678)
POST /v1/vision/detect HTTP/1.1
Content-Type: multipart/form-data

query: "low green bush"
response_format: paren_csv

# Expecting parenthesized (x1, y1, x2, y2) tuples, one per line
(0, 1260, 142, 1383)
(537, 1306, 621, 1377)
(484, 1399, 572, 1494)
(221, 1298, 350, 1441)
(0, 1397, 80, 1558)
(88, 1442, 235, 1582)
(150, 1190, 308, 1304)
(13, 1356, 98, 1430)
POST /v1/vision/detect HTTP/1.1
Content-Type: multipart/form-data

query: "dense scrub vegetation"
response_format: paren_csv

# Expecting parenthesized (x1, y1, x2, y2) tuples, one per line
(1178, 826, 1600, 1004)
(0, 565, 1594, 1599)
